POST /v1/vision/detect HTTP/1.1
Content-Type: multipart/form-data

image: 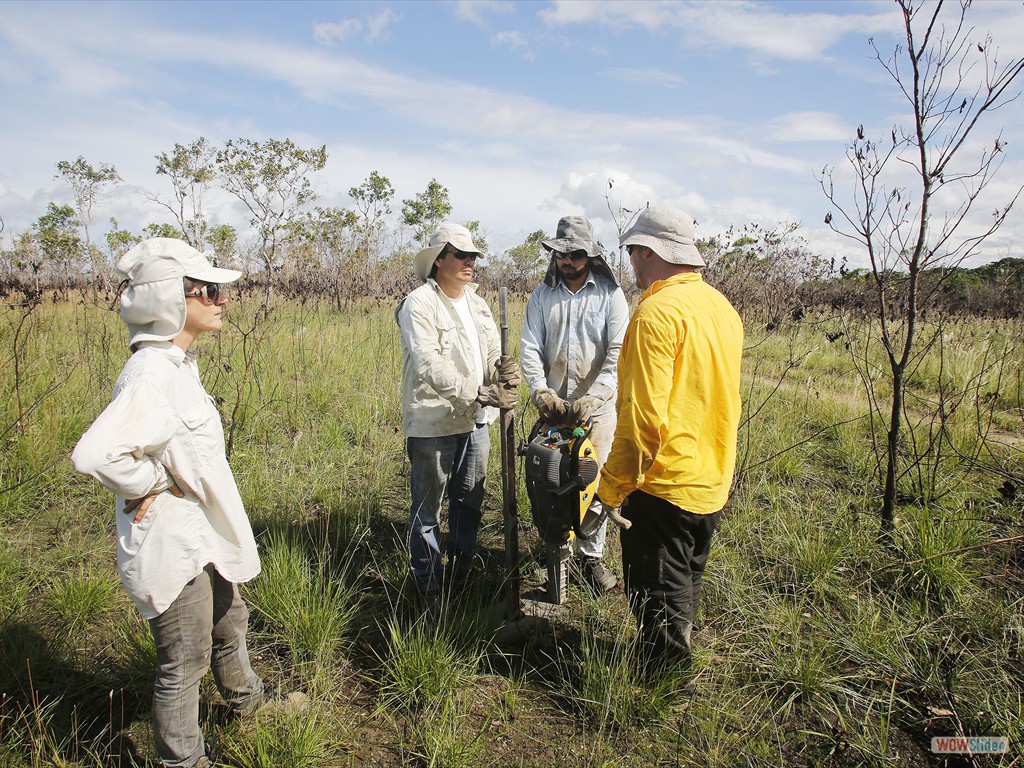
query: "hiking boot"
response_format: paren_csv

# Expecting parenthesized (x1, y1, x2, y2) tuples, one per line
(578, 556, 617, 595)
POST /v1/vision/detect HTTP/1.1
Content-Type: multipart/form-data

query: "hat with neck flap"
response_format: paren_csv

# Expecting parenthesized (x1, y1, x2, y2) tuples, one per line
(541, 215, 617, 288)
(116, 238, 241, 350)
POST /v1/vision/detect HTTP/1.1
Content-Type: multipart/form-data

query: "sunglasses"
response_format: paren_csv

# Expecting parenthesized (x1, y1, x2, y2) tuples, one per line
(554, 251, 589, 262)
(185, 282, 222, 302)
(447, 248, 480, 262)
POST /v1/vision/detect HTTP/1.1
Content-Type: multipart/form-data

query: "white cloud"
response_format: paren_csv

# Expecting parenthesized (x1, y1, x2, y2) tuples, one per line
(539, 0, 898, 62)
(602, 66, 684, 87)
(365, 8, 400, 43)
(313, 19, 363, 45)
(451, 0, 515, 27)
(491, 29, 535, 61)
(313, 8, 399, 46)
(767, 111, 850, 143)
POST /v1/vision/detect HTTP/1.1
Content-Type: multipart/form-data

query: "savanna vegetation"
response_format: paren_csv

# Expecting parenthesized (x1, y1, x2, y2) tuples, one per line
(2, 0, 1023, 765)
(1, 289, 1022, 767)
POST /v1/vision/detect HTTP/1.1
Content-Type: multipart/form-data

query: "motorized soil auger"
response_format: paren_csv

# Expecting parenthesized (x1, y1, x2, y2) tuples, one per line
(495, 289, 629, 635)
(521, 418, 604, 605)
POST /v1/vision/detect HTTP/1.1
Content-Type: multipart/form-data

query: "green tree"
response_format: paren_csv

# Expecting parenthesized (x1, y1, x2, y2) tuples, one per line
(143, 223, 185, 240)
(151, 137, 217, 249)
(401, 179, 451, 246)
(349, 170, 395, 262)
(54, 156, 120, 288)
(105, 217, 141, 266)
(207, 224, 239, 266)
(33, 203, 83, 294)
(491, 229, 547, 293)
(288, 206, 360, 310)
(216, 137, 328, 301)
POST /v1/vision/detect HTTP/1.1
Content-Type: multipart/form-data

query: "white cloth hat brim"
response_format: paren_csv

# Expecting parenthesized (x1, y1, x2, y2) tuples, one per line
(412, 222, 486, 281)
(619, 232, 705, 267)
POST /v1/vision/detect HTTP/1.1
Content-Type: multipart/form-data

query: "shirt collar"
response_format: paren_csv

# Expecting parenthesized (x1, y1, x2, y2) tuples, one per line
(136, 339, 189, 367)
(640, 271, 702, 302)
(556, 270, 598, 295)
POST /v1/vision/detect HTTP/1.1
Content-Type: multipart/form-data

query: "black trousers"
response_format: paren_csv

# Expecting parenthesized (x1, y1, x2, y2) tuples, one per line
(620, 490, 721, 662)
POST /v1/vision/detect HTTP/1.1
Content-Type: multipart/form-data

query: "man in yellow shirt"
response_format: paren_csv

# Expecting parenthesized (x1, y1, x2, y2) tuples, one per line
(599, 205, 743, 665)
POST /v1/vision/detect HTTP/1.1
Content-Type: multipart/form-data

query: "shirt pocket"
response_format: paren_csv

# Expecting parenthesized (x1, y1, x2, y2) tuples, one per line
(118, 491, 164, 557)
(583, 313, 606, 344)
(437, 318, 456, 356)
(179, 399, 222, 467)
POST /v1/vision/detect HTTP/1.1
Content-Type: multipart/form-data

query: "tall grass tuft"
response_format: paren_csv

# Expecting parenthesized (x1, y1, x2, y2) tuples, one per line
(246, 531, 362, 683)
(44, 568, 118, 635)
(221, 706, 332, 768)
(557, 615, 690, 730)
(376, 606, 487, 717)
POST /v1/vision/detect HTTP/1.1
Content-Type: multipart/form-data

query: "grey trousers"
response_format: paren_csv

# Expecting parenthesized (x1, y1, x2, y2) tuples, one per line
(149, 565, 263, 768)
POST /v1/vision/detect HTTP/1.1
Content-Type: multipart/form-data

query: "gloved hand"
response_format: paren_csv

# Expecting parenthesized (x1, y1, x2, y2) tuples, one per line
(496, 357, 521, 388)
(567, 382, 614, 423)
(478, 383, 518, 409)
(532, 388, 569, 423)
(569, 394, 600, 423)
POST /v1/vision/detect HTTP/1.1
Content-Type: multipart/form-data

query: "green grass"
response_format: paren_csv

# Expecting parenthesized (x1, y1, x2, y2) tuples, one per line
(245, 531, 362, 685)
(1, 293, 1021, 766)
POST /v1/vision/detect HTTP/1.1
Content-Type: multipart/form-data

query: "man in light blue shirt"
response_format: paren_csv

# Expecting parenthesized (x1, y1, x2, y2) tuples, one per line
(520, 216, 630, 594)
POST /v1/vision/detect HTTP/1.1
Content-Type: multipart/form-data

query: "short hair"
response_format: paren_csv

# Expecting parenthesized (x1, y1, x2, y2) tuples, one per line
(183, 276, 204, 293)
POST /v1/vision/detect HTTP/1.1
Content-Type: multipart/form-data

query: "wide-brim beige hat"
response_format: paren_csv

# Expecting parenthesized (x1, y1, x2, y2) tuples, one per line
(115, 238, 242, 348)
(542, 215, 604, 258)
(619, 205, 705, 267)
(413, 222, 486, 281)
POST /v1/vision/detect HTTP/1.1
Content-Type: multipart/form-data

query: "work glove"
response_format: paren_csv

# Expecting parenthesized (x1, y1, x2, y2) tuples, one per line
(495, 357, 521, 388)
(569, 394, 600, 423)
(478, 382, 518, 409)
(567, 382, 614, 424)
(532, 388, 570, 424)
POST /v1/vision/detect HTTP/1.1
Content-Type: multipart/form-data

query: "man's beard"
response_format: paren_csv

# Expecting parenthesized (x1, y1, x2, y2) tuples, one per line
(560, 262, 589, 281)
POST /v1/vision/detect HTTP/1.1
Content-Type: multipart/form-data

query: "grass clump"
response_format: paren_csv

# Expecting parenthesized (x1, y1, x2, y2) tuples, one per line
(221, 706, 332, 768)
(377, 611, 483, 716)
(44, 569, 118, 635)
(246, 531, 362, 680)
(557, 616, 690, 731)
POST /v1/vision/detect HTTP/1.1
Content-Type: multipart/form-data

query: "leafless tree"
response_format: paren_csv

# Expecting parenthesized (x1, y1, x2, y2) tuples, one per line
(820, 0, 1024, 536)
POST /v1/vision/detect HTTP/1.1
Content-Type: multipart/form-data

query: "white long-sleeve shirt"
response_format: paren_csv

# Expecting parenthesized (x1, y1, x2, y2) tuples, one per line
(72, 341, 259, 619)
(519, 272, 629, 418)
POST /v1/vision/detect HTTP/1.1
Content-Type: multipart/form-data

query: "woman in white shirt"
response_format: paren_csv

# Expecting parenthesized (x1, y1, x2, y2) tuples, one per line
(73, 238, 262, 768)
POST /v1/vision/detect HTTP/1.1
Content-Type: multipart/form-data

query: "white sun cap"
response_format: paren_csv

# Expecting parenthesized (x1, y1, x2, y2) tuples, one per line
(115, 238, 242, 349)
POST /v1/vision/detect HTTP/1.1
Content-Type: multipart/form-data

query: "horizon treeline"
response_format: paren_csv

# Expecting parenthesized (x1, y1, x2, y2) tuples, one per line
(2, 138, 1021, 318)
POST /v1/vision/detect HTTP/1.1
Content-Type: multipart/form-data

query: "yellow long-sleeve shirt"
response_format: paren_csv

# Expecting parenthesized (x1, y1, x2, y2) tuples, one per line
(599, 273, 743, 513)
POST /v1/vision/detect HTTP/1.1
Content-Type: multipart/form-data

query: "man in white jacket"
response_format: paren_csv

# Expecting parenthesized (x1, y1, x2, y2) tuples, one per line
(73, 239, 263, 768)
(396, 223, 520, 594)
(520, 216, 629, 594)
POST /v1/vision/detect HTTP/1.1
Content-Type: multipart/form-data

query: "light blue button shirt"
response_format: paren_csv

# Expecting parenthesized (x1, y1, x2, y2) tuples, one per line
(519, 272, 629, 416)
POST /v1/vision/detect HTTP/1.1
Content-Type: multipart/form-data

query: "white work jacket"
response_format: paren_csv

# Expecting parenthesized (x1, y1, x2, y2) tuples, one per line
(396, 279, 501, 438)
(72, 341, 260, 619)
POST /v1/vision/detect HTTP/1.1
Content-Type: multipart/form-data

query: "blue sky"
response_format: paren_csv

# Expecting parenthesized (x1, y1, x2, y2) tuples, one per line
(1, 0, 1022, 268)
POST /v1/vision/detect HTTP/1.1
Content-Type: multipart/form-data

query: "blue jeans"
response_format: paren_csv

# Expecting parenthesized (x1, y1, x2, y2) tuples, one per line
(149, 565, 263, 767)
(406, 425, 490, 592)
